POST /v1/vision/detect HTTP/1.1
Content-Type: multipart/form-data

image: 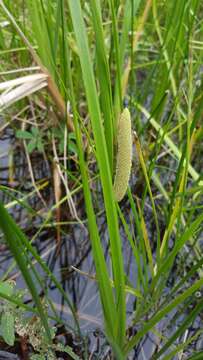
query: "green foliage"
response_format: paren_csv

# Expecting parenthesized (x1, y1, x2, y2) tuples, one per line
(16, 125, 78, 155)
(52, 128, 78, 155)
(0, 280, 14, 297)
(0, 280, 78, 360)
(0, 281, 15, 346)
(16, 126, 44, 153)
(187, 353, 203, 360)
(1, 312, 15, 346)
(0, 0, 203, 358)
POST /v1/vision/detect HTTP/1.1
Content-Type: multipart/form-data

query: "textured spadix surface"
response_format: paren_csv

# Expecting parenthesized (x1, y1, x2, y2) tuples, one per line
(113, 108, 132, 202)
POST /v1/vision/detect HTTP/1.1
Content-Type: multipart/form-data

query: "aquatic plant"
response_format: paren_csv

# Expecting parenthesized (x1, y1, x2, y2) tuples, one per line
(0, 0, 203, 358)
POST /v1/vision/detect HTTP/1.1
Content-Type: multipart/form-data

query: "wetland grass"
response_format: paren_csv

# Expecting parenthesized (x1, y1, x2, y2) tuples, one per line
(0, 0, 203, 358)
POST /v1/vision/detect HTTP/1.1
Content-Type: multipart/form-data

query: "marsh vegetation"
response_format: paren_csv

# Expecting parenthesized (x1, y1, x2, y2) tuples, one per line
(0, 1, 203, 359)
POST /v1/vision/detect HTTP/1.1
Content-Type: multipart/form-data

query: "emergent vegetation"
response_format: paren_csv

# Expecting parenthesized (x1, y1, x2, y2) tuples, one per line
(0, 0, 203, 359)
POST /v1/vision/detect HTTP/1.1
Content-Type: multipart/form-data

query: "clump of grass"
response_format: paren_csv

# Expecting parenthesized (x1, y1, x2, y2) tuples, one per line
(0, 0, 203, 359)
